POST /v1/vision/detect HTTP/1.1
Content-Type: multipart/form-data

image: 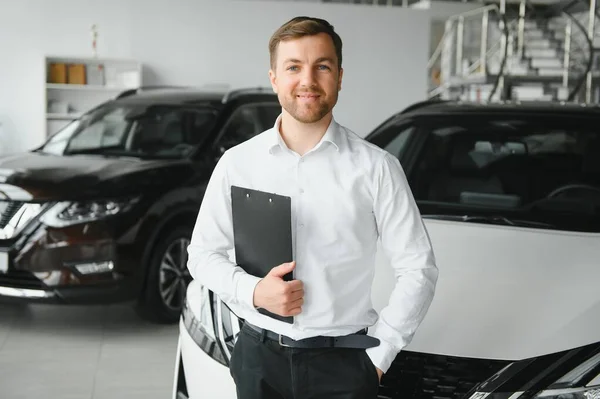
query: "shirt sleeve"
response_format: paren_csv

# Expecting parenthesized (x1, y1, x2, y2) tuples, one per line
(186, 151, 261, 312)
(366, 152, 439, 373)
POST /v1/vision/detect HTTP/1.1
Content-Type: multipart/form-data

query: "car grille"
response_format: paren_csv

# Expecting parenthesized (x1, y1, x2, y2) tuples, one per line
(0, 201, 24, 229)
(377, 351, 510, 399)
(0, 269, 45, 289)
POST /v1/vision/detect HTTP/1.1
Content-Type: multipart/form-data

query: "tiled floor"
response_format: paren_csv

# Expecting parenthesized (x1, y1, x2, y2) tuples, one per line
(0, 302, 179, 399)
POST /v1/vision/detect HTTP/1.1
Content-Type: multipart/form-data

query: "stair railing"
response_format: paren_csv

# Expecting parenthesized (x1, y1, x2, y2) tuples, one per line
(562, 0, 597, 101)
(513, 0, 595, 101)
(427, 5, 510, 101)
(538, 3, 595, 101)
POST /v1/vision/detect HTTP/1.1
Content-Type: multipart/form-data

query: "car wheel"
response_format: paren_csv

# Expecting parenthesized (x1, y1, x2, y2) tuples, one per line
(137, 226, 193, 324)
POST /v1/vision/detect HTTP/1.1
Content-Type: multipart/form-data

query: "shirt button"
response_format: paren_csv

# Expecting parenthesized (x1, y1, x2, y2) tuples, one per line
(299, 224, 304, 228)
(299, 188, 304, 194)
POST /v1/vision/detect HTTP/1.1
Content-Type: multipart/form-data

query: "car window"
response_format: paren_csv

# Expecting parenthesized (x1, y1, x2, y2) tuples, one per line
(128, 108, 216, 157)
(411, 116, 600, 232)
(67, 108, 132, 152)
(131, 107, 186, 155)
(54, 104, 217, 159)
(383, 126, 414, 160)
(367, 118, 415, 162)
(40, 120, 82, 155)
(217, 104, 262, 151)
(256, 103, 281, 131)
(188, 110, 218, 145)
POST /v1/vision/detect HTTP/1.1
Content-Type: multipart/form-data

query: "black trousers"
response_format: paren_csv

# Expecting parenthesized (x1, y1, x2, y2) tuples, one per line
(229, 323, 380, 399)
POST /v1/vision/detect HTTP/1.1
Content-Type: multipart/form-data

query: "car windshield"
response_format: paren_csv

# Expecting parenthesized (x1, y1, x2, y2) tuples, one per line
(39, 103, 218, 159)
(375, 114, 600, 233)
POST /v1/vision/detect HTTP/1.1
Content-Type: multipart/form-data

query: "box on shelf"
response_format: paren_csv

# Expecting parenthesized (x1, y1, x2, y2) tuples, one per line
(104, 66, 120, 87)
(119, 70, 140, 88)
(86, 62, 105, 86)
(48, 63, 67, 84)
(104, 67, 140, 89)
(67, 64, 86, 85)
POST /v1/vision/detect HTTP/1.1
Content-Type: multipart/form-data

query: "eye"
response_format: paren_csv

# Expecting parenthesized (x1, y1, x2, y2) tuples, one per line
(287, 66, 299, 71)
(317, 65, 331, 71)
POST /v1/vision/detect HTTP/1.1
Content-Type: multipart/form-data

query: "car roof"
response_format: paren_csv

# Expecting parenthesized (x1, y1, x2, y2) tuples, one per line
(113, 86, 276, 107)
(399, 100, 600, 118)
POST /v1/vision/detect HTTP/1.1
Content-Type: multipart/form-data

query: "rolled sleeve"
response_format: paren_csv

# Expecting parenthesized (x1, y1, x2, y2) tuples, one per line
(368, 153, 439, 373)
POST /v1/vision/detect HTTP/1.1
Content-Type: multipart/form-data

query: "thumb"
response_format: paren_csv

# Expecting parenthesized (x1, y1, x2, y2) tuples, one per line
(268, 261, 295, 278)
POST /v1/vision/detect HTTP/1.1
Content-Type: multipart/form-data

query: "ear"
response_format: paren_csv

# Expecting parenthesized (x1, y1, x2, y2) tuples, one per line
(338, 67, 344, 92)
(269, 69, 278, 94)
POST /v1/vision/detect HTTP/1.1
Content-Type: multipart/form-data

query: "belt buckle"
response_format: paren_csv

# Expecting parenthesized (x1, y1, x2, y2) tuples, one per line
(278, 334, 292, 348)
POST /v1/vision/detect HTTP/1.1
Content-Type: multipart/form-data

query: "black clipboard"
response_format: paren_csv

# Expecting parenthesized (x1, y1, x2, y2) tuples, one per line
(231, 185, 294, 324)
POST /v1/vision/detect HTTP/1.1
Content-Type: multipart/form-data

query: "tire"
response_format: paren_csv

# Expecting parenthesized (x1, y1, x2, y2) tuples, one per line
(136, 226, 193, 324)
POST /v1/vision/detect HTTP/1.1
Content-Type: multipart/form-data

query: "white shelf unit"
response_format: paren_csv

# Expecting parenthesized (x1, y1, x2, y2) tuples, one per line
(47, 112, 84, 120)
(45, 56, 142, 136)
(46, 83, 130, 91)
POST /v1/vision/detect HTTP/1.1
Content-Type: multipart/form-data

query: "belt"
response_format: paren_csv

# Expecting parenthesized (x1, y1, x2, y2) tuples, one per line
(244, 322, 380, 349)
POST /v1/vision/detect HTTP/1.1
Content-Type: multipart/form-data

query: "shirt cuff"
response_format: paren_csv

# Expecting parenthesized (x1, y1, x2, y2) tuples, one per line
(365, 338, 398, 373)
(235, 272, 262, 312)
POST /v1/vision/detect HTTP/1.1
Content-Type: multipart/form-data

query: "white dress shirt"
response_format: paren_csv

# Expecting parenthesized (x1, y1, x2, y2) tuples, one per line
(187, 115, 438, 372)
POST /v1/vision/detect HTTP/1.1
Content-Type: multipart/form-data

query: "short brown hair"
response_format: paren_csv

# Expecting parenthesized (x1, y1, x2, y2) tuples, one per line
(269, 16, 343, 70)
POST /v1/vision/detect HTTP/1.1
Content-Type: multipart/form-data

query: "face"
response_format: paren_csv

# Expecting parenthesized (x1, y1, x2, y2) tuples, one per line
(269, 33, 343, 124)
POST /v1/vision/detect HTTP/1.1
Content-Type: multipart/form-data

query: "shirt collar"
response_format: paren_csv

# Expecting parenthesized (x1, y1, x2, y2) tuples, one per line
(268, 114, 341, 155)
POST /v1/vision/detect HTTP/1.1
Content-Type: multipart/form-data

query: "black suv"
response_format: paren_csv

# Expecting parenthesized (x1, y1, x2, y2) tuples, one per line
(0, 86, 280, 323)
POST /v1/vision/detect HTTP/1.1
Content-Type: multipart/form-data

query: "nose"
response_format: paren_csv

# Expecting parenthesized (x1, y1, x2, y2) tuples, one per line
(299, 67, 317, 87)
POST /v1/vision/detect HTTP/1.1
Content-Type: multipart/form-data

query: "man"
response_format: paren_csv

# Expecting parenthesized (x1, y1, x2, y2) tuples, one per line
(187, 16, 438, 399)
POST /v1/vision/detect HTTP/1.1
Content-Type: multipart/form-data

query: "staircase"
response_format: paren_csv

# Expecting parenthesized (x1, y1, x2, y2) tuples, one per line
(429, 0, 600, 103)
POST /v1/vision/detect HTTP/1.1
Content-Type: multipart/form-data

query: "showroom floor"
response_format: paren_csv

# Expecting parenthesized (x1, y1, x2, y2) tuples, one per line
(0, 302, 179, 399)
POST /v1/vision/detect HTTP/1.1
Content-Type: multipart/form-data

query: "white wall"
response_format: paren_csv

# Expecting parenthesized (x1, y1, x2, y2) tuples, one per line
(0, 0, 430, 154)
(410, 0, 482, 60)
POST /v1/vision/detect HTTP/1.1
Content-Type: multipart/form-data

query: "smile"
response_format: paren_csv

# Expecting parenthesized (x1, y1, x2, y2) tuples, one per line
(296, 94, 320, 101)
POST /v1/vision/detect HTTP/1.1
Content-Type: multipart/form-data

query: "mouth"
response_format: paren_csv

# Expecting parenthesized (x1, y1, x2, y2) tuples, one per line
(296, 93, 321, 102)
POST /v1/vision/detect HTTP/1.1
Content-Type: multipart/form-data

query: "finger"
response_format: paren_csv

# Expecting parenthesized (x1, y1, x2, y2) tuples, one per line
(288, 290, 304, 302)
(286, 280, 304, 291)
(288, 297, 304, 308)
(268, 261, 295, 278)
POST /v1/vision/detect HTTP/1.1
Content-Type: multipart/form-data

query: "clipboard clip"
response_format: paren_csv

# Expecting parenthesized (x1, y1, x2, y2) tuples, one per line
(245, 192, 274, 203)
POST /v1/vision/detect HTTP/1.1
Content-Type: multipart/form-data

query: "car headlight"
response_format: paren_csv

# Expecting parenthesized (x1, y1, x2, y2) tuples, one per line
(535, 351, 600, 399)
(40, 197, 140, 227)
(535, 387, 600, 399)
(468, 343, 600, 399)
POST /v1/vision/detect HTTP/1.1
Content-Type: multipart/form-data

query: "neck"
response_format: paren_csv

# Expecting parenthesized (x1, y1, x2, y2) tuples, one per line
(279, 111, 333, 156)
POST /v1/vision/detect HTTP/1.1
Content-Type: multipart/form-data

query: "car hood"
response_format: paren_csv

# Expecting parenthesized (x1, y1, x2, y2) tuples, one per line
(370, 219, 600, 361)
(0, 152, 192, 201)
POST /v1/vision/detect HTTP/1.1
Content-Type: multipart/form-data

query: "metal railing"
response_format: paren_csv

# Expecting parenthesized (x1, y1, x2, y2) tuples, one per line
(428, 5, 510, 101)
(561, 12, 594, 100)
(531, 3, 596, 101)
(560, 0, 597, 101)
(429, 0, 598, 102)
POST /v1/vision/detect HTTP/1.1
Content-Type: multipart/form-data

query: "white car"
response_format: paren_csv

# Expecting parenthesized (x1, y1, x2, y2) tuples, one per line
(172, 101, 600, 399)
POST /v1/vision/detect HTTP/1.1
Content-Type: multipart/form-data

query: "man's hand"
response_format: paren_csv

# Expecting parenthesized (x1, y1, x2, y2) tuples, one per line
(253, 261, 304, 317)
(376, 368, 383, 383)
